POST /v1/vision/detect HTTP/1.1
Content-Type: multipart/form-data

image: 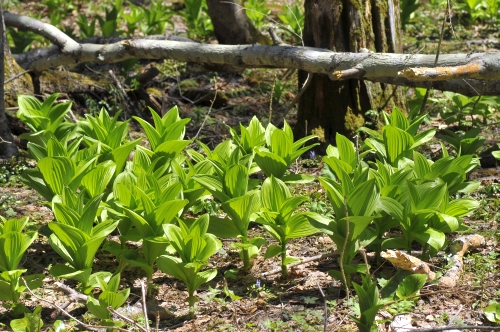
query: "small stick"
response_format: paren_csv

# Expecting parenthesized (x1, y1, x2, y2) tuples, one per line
(108, 307, 148, 332)
(412, 326, 500, 331)
(316, 282, 327, 332)
(5, 70, 32, 84)
(193, 77, 217, 141)
(108, 69, 142, 118)
(261, 252, 338, 277)
(22, 278, 130, 332)
(141, 280, 150, 331)
(340, 196, 350, 300)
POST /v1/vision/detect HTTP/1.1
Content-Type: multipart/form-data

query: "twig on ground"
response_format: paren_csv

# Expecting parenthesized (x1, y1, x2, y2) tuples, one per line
(108, 307, 148, 332)
(413, 326, 500, 331)
(282, 72, 312, 117)
(5, 70, 32, 84)
(261, 251, 338, 277)
(141, 280, 150, 332)
(340, 196, 350, 300)
(23, 278, 130, 332)
(108, 69, 142, 118)
(316, 282, 328, 332)
(193, 77, 217, 141)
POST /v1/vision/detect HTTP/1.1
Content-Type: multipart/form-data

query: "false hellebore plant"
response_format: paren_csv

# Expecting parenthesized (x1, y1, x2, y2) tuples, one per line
(49, 192, 119, 293)
(193, 139, 263, 271)
(0, 216, 43, 316)
(157, 214, 221, 319)
(255, 176, 320, 278)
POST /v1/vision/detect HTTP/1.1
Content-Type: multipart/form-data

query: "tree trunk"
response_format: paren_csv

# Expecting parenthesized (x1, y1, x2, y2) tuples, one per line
(206, 0, 271, 45)
(296, 0, 407, 146)
(0, 4, 20, 159)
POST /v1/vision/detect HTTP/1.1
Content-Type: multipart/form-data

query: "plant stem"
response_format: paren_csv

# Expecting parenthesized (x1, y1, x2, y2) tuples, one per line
(242, 248, 251, 271)
(281, 241, 288, 278)
(187, 294, 196, 320)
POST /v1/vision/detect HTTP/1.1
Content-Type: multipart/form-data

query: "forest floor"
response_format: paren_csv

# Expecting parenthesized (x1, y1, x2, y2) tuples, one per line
(2, 0, 500, 331)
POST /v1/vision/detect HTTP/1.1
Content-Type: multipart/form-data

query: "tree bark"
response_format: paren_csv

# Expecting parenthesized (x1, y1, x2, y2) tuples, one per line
(296, 0, 407, 145)
(206, 0, 271, 45)
(0, 4, 19, 159)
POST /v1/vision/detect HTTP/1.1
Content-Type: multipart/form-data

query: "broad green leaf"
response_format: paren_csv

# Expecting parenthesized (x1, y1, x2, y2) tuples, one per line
(39, 157, 75, 196)
(224, 165, 248, 198)
(81, 161, 116, 198)
(347, 179, 378, 217)
(155, 140, 191, 159)
(50, 264, 92, 285)
(264, 245, 282, 259)
(261, 176, 290, 211)
(413, 228, 445, 251)
(281, 173, 315, 183)
(283, 256, 301, 266)
(111, 138, 141, 174)
(254, 148, 288, 179)
(383, 126, 414, 166)
(396, 274, 427, 299)
(207, 216, 241, 238)
(193, 174, 229, 202)
(336, 133, 357, 167)
(287, 214, 318, 238)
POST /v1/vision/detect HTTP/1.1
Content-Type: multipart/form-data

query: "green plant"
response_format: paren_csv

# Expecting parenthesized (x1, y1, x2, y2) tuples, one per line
(157, 214, 221, 319)
(182, 0, 213, 40)
(130, 0, 173, 35)
(400, 0, 421, 28)
(0, 217, 43, 315)
(7, 28, 43, 53)
(456, 0, 490, 23)
(438, 127, 485, 156)
(245, 0, 270, 28)
(278, 4, 304, 43)
(10, 305, 43, 332)
(96, 0, 122, 37)
(230, 116, 266, 156)
(377, 270, 427, 316)
(349, 275, 384, 332)
(359, 107, 435, 168)
(76, 15, 97, 38)
(133, 106, 191, 159)
(255, 176, 319, 278)
(17, 93, 76, 145)
(78, 108, 141, 181)
(48, 193, 119, 293)
(309, 168, 379, 287)
(430, 92, 496, 126)
(190, 138, 265, 271)
(114, 182, 188, 282)
(254, 121, 318, 182)
(485, 302, 500, 323)
(86, 273, 130, 327)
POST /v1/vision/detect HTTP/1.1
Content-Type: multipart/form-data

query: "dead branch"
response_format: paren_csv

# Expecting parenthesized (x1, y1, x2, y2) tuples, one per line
(381, 250, 437, 281)
(4, 12, 500, 96)
(439, 234, 485, 288)
(261, 251, 338, 277)
(23, 279, 130, 332)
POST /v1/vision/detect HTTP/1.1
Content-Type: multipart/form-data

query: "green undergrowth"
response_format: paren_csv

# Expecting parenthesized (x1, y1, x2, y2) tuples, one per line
(1, 92, 499, 330)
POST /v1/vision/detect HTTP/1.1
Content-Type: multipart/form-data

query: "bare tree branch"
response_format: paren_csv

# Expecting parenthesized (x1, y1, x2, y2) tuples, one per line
(4, 12, 500, 96)
(4, 11, 80, 52)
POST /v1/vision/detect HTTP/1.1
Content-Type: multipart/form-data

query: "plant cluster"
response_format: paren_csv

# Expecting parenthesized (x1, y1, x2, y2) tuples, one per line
(8, 93, 486, 329)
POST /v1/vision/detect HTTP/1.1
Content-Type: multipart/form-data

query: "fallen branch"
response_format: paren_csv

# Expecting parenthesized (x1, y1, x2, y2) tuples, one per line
(439, 234, 485, 288)
(381, 250, 436, 281)
(24, 279, 130, 332)
(261, 251, 338, 277)
(5, 11, 500, 96)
